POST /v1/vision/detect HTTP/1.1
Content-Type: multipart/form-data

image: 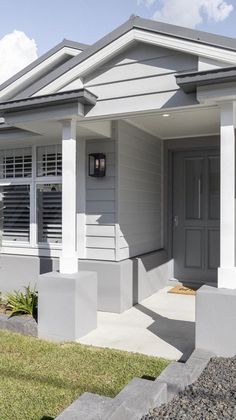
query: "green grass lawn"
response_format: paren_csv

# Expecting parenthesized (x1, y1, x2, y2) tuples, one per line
(0, 330, 169, 420)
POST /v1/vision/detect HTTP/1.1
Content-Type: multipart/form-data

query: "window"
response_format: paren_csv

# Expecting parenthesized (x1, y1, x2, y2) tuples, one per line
(37, 184, 62, 244)
(0, 185, 30, 242)
(0, 148, 32, 179)
(37, 145, 62, 177)
(0, 145, 62, 248)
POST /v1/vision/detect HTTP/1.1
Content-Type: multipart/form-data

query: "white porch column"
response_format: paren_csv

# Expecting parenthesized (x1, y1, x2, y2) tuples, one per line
(218, 102, 236, 288)
(59, 118, 78, 274)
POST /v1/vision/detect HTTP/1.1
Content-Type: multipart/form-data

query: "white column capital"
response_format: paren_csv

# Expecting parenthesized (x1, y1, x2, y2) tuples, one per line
(60, 118, 77, 137)
(220, 101, 236, 128)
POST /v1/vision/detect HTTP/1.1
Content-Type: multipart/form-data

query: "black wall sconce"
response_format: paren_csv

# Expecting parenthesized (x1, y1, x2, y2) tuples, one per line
(88, 153, 106, 177)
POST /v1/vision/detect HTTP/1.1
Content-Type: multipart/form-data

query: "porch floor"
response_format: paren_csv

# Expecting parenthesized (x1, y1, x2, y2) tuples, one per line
(78, 286, 195, 361)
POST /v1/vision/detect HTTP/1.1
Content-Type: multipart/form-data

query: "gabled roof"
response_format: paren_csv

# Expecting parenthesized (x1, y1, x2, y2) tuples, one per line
(29, 16, 236, 83)
(176, 65, 236, 93)
(10, 16, 236, 98)
(2, 16, 236, 100)
(0, 39, 89, 94)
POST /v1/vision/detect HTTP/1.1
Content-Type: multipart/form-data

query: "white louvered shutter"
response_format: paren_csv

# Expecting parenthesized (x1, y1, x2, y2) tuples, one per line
(1, 185, 30, 242)
(0, 148, 32, 178)
(37, 184, 62, 243)
(37, 145, 62, 177)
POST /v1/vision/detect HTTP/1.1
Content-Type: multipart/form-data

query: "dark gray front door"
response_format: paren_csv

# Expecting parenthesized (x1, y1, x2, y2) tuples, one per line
(173, 149, 220, 285)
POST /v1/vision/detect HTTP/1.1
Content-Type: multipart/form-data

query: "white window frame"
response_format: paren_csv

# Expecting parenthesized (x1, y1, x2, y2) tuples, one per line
(0, 144, 62, 252)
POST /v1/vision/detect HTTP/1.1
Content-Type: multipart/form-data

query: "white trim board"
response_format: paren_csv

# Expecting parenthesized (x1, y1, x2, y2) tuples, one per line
(0, 246, 62, 258)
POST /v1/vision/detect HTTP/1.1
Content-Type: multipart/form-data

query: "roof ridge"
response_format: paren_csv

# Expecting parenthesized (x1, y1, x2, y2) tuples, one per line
(62, 38, 89, 50)
(133, 16, 236, 47)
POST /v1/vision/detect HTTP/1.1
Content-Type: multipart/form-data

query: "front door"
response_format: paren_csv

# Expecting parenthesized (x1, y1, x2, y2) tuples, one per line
(173, 149, 220, 285)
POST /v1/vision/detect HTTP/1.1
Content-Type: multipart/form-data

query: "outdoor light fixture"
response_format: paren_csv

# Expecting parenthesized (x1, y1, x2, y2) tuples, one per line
(162, 113, 170, 117)
(89, 153, 106, 177)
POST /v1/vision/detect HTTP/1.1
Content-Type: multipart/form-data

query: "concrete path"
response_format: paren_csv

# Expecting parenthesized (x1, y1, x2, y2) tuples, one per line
(79, 287, 195, 361)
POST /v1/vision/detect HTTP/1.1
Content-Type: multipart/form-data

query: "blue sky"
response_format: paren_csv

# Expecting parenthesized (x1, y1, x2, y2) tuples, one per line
(1, 0, 236, 55)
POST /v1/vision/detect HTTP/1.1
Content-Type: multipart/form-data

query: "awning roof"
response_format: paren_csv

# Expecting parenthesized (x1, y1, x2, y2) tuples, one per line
(176, 66, 236, 93)
(0, 89, 97, 115)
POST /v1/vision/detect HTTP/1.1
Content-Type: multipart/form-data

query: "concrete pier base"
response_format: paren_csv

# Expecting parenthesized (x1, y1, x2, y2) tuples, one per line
(38, 271, 97, 342)
(196, 285, 236, 356)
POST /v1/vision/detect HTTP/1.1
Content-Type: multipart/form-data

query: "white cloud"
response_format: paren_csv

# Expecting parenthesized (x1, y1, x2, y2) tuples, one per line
(0, 30, 38, 85)
(202, 0, 233, 21)
(137, 0, 156, 6)
(139, 0, 234, 28)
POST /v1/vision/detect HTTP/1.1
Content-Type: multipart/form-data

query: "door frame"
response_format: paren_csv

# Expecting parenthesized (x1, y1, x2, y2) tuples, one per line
(164, 135, 220, 265)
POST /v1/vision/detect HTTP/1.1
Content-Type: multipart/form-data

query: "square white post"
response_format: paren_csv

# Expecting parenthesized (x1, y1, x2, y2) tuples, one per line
(218, 102, 236, 288)
(60, 119, 78, 274)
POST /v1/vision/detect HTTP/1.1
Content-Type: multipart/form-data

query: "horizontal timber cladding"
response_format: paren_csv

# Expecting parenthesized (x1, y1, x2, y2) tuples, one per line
(85, 138, 116, 260)
(82, 42, 198, 116)
(117, 121, 163, 260)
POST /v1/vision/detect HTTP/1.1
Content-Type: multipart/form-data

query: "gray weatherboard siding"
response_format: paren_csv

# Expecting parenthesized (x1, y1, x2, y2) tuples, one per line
(117, 121, 163, 259)
(83, 43, 198, 97)
(81, 42, 199, 116)
(86, 138, 116, 261)
(85, 120, 165, 261)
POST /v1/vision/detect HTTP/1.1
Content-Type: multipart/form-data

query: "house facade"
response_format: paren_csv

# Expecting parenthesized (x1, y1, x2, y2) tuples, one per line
(0, 16, 235, 313)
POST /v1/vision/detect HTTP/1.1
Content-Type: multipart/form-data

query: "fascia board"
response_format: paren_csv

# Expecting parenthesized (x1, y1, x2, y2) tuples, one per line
(2, 102, 85, 125)
(133, 29, 236, 64)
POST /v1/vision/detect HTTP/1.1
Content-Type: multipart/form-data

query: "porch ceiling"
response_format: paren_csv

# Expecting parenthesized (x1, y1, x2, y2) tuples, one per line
(14, 119, 111, 139)
(0, 119, 111, 149)
(126, 106, 220, 139)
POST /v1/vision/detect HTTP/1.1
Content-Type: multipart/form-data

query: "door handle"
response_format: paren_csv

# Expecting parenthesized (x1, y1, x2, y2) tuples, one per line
(198, 177, 201, 219)
(174, 215, 179, 227)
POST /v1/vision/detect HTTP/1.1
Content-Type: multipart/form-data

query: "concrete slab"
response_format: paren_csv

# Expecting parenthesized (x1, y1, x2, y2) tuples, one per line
(79, 287, 195, 361)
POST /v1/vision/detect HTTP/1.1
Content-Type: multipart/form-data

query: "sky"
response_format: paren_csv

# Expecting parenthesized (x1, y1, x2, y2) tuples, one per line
(0, 0, 236, 84)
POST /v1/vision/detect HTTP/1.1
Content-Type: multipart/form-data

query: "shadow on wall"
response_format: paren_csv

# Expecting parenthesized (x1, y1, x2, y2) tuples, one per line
(39, 255, 59, 275)
(132, 252, 173, 306)
(0, 252, 59, 293)
(132, 257, 139, 305)
(135, 303, 195, 362)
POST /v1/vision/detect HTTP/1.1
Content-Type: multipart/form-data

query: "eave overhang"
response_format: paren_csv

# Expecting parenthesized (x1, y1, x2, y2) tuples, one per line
(0, 89, 97, 116)
(176, 66, 236, 93)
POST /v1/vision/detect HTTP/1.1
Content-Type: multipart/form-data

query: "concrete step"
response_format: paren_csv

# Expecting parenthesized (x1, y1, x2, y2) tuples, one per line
(56, 349, 214, 420)
(108, 378, 167, 420)
(155, 350, 215, 402)
(56, 392, 114, 420)
(185, 349, 215, 384)
(155, 362, 191, 401)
